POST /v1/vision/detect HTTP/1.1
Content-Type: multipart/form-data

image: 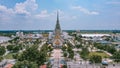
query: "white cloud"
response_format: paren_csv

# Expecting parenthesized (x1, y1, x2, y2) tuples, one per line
(72, 6, 99, 15)
(0, 5, 8, 12)
(35, 10, 50, 18)
(0, 0, 77, 27)
(15, 3, 30, 15)
(0, 0, 38, 16)
(35, 9, 64, 18)
(106, 1, 120, 5)
(0, 0, 38, 22)
(0, 5, 14, 14)
(0, 5, 14, 21)
(14, 0, 38, 15)
(35, 9, 77, 21)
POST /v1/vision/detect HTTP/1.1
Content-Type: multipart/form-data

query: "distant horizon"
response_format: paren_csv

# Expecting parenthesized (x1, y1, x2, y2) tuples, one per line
(0, 29, 120, 31)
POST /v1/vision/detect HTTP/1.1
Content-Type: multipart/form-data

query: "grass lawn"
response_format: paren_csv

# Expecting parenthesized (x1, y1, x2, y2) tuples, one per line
(4, 53, 15, 59)
(89, 51, 110, 58)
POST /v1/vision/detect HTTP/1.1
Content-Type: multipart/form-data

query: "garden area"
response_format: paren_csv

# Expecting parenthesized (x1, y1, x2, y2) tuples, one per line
(89, 51, 110, 58)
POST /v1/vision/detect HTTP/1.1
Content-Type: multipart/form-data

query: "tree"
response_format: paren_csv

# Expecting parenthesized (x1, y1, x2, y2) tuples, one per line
(7, 45, 14, 51)
(67, 46, 74, 59)
(17, 45, 47, 65)
(0, 46, 6, 56)
(7, 45, 20, 53)
(12, 46, 20, 52)
(64, 52, 68, 61)
(89, 54, 102, 63)
(34, 39, 41, 44)
(0, 56, 3, 62)
(112, 51, 120, 62)
(63, 52, 67, 57)
(36, 52, 46, 65)
(94, 43, 116, 54)
(13, 37, 19, 41)
(48, 46, 53, 52)
(76, 44, 82, 48)
(94, 43, 104, 50)
(13, 53, 19, 59)
(18, 45, 39, 61)
(80, 47, 89, 60)
(68, 51, 74, 59)
(107, 46, 116, 54)
(62, 46, 67, 51)
(12, 60, 38, 68)
(62, 65, 67, 68)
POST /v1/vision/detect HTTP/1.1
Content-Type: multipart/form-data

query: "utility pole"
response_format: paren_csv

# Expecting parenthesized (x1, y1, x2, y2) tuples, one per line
(93, 60, 95, 68)
(85, 59, 87, 68)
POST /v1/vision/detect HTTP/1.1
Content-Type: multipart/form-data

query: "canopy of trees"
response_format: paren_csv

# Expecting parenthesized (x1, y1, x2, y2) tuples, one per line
(112, 51, 120, 62)
(80, 47, 89, 60)
(13, 44, 48, 67)
(7, 45, 21, 53)
(89, 54, 102, 63)
(0, 46, 6, 56)
(94, 43, 116, 54)
(12, 60, 38, 68)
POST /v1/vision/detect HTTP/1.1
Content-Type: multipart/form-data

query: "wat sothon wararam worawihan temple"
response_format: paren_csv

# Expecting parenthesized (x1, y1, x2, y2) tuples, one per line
(53, 11, 64, 48)
(48, 11, 71, 48)
(48, 11, 65, 48)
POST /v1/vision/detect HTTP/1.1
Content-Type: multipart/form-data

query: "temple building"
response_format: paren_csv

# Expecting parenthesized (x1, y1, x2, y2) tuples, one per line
(54, 12, 62, 35)
(48, 11, 64, 48)
(53, 11, 63, 48)
(48, 11, 71, 48)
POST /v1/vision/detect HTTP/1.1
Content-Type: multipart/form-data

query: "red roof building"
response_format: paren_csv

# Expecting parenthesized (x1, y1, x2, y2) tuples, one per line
(40, 65, 47, 68)
(4, 64, 13, 68)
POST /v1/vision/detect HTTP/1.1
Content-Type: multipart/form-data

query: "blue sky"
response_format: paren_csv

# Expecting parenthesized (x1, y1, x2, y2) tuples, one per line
(0, 0, 120, 30)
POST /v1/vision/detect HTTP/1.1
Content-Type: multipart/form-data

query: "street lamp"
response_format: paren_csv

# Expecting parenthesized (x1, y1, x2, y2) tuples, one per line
(84, 59, 87, 68)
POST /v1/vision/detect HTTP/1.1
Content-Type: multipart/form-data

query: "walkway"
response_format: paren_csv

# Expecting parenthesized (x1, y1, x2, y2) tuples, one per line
(51, 49, 63, 68)
(38, 39, 46, 51)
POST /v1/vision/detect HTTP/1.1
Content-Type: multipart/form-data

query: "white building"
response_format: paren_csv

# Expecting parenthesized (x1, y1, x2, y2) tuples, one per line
(25, 34, 43, 39)
(16, 31, 24, 37)
(0, 36, 11, 43)
(112, 33, 120, 41)
(81, 34, 111, 41)
(81, 34, 111, 37)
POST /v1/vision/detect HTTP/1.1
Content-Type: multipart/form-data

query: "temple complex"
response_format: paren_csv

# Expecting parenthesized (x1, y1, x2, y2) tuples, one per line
(53, 11, 63, 48)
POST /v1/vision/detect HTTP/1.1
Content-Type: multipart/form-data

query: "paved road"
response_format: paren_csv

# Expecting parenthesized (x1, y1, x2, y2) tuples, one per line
(51, 49, 63, 68)
(67, 61, 120, 68)
(68, 39, 75, 46)
(38, 39, 46, 50)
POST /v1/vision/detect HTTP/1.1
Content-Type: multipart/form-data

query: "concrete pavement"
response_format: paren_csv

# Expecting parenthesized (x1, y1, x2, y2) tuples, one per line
(51, 49, 63, 68)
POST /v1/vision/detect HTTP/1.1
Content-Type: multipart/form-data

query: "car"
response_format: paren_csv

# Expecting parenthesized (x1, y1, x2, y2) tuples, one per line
(101, 61, 108, 66)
